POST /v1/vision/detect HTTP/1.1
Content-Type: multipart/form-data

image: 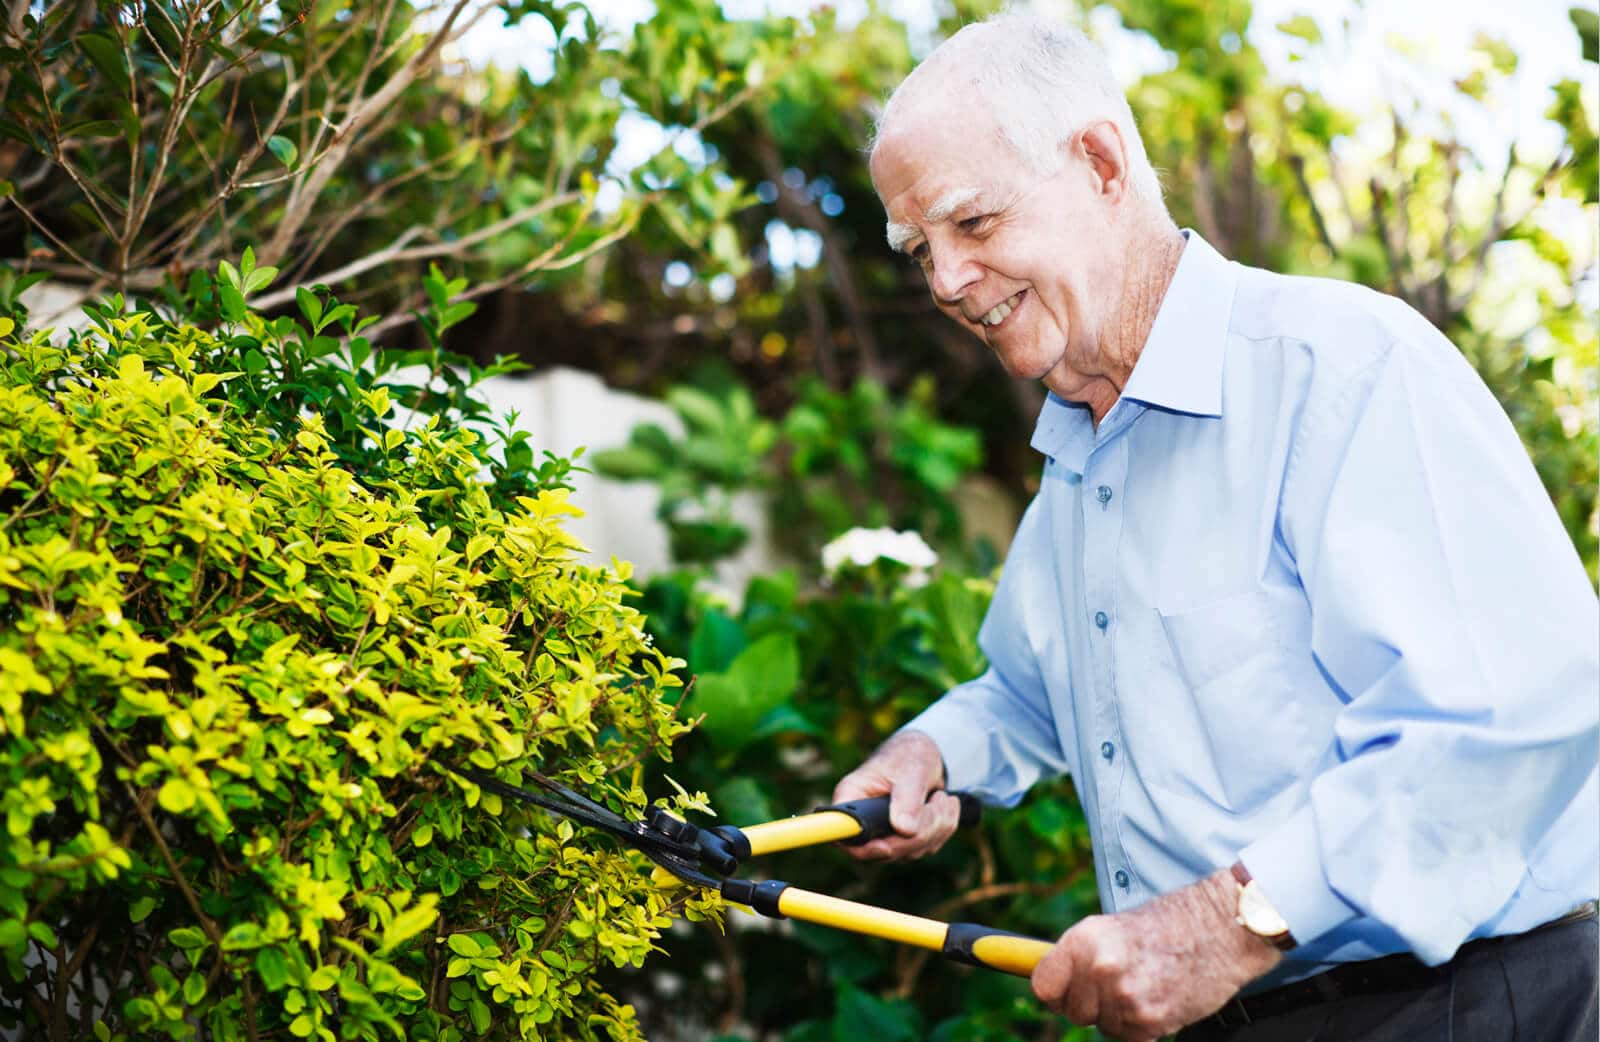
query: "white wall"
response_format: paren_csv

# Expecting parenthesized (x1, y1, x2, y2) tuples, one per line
(474, 367, 782, 595)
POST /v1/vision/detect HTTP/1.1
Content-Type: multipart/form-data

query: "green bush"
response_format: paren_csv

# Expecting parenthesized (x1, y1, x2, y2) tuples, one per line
(612, 551, 1099, 1042)
(591, 376, 984, 569)
(0, 269, 716, 1041)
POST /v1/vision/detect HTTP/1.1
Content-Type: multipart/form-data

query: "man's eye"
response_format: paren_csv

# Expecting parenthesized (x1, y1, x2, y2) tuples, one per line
(910, 243, 931, 266)
(958, 215, 989, 233)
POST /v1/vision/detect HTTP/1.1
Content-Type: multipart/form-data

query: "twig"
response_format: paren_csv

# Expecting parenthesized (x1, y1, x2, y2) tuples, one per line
(123, 783, 227, 953)
(1286, 150, 1337, 258)
(263, 0, 477, 261)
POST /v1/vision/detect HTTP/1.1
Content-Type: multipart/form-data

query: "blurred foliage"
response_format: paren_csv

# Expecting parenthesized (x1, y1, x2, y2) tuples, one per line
(610, 556, 1101, 1042)
(591, 375, 983, 568)
(580, 4, 1597, 1041)
(563, 0, 1598, 581)
(0, 0, 821, 323)
(0, 265, 720, 1040)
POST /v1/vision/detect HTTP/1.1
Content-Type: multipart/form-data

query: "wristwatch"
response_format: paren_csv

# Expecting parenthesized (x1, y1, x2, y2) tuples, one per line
(1231, 862, 1296, 951)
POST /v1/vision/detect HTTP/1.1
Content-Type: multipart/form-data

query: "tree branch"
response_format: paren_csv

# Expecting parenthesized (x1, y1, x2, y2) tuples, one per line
(262, 0, 477, 262)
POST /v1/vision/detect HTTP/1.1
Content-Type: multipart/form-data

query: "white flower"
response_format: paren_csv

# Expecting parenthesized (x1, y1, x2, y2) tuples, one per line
(820, 527, 938, 582)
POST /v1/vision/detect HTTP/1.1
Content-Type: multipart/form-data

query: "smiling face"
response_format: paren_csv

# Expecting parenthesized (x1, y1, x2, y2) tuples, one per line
(871, 93, 1129, 400)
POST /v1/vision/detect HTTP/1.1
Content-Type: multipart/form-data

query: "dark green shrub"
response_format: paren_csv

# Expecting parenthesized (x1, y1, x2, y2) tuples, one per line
(0, 269, 716, 1041)
(591, 376, 984, 569)
(613, 550, 1100, 1042)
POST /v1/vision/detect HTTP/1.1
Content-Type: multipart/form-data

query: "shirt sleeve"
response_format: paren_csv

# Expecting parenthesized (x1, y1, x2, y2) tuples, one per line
(1242, 329, 1600, 964)
(902, 496, 1075, 807)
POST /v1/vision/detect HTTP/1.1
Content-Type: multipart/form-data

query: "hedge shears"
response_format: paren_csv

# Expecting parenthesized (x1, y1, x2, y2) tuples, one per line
(451, 765, 1056, 978)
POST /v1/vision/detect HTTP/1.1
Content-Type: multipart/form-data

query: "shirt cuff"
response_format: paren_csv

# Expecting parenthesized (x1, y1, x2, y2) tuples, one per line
(1239, 804, 1359, 948)
(900, 704, 988, 797)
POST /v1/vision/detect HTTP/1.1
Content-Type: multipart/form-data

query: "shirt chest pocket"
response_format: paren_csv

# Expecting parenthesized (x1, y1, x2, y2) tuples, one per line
(1157, 589, 1317, 810)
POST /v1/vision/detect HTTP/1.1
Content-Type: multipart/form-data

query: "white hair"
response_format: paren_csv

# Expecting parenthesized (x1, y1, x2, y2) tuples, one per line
(872, 12, 1164, 204)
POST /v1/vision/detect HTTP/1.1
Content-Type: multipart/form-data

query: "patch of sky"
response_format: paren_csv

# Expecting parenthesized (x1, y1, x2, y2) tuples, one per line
(663, 260, 694, 291)
(765, 220, 822, 274)
(1246, 0, 1586, 174)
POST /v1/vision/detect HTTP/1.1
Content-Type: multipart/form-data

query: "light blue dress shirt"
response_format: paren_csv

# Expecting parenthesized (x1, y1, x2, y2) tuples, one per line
(906, 231, 1599, 987)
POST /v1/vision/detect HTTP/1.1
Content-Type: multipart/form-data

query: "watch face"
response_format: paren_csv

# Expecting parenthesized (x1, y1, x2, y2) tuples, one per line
(1239, 882, 1290, 937)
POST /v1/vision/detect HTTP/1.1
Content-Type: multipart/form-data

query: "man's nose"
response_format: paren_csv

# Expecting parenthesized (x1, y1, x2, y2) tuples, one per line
(928, 249, 982, 307)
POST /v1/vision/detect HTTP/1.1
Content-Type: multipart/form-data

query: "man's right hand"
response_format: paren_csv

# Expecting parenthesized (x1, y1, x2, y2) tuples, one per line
(830, 730, 963, 860)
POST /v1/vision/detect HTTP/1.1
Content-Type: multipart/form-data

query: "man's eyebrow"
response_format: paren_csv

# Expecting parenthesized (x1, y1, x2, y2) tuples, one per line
(924, 187, 982, 223)
(886, 221, 919, 252)
(885, 187, 984, 253)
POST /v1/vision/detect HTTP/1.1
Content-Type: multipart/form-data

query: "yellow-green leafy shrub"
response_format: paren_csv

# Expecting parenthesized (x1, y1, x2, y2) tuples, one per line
(0, 284, 714, 1041)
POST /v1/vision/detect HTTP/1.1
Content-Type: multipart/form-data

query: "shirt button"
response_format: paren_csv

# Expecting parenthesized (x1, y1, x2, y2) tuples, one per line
(1114, 869, 1130, 890)
(1100, 741, 1115, 762)
(1096, 485, 1113, 504)
(1094, 611, 1109, 631)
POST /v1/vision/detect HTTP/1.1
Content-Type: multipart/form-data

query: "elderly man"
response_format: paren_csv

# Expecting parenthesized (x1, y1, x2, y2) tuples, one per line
(831, 13, 1599, 1042)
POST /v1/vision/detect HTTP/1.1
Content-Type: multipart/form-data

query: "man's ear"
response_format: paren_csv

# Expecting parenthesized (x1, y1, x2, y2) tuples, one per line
(1076, 121, 1130, 202)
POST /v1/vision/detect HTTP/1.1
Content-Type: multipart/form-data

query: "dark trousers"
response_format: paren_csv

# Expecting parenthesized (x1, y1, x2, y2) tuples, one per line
(1176, 916, 1598, 1042)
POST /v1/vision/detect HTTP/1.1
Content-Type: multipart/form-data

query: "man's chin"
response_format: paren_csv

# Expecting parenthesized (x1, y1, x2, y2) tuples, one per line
(990, 343, 1060, 382)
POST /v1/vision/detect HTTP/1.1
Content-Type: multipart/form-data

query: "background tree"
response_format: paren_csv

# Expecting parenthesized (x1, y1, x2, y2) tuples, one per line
(0, 0, 783, 327)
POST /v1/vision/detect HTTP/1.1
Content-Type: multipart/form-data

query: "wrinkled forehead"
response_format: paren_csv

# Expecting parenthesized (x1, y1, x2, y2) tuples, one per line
(870, 94, 1005, 195)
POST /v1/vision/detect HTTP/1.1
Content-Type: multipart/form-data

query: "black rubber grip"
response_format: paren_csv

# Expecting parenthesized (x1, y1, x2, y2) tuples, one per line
(941, 922, 1039, 968)
(821, 792, 983, 846)
(720, 878, 789, 918)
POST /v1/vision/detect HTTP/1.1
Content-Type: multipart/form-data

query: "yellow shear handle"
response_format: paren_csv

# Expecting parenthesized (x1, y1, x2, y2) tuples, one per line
(740, 812, 863, 857)
(727, 882, 1055, 978)
(739, 794, 982, 857)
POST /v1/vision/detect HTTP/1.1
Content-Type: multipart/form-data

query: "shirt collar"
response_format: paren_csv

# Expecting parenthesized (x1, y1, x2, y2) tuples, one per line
(1029, 230, 1236, 465)
(1118, 230, 1236, 418)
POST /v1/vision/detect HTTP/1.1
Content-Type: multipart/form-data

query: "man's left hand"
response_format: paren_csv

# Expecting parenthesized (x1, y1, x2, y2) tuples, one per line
(1030, 868, 1283, 1041)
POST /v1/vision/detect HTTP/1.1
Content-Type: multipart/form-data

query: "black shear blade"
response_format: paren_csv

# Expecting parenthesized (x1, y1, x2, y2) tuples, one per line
(449, 764, 716, 886)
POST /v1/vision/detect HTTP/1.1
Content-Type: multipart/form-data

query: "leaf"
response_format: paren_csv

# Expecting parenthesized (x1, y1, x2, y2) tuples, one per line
(0, 317, 13, 338)
(218, 283, 246, 323)
(666, 386, 727, 434)
(255, 947, 290, 991)
(691, 633, 799, 751)
(381, 898, 437, 950)
(267, 135, 298, 169)
(1276, 15, 1322, 46)
(589, 446, 661, 480)
(75, 32, 130, 93)
(158, 778, 196, 814)
(446, 933, 480, 957)
(746, 703, 824, 741)
(128, 896, 157, 923)
(711, 776, 774, 826)
(243, 263, 279, 296)
(220, 922, 264, 951)
(60, 119, 121, 140)
(168, 926, 208, 949)
(465, 533, 494, 564)
(688, 609, 746, 674)
(296, 286, 322, 327)
(832, 983, 920, 1042)
(1574, 7, 1599, 63)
